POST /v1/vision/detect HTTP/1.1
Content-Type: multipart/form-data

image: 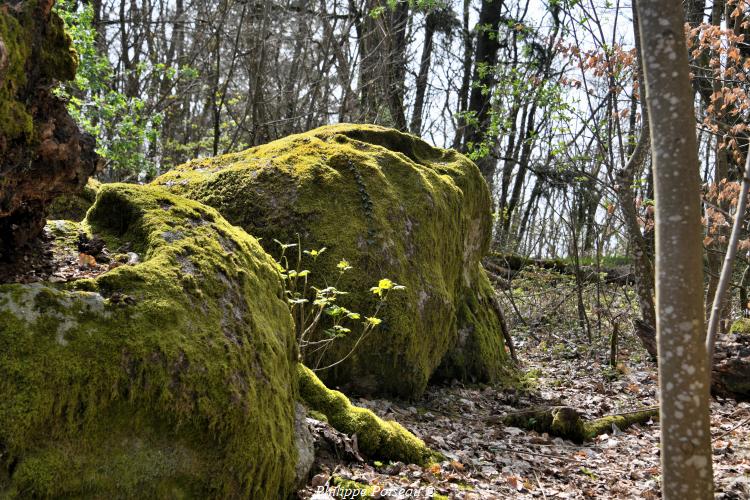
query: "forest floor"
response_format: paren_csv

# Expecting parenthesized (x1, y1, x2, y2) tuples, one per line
(297, 272, 750, 499)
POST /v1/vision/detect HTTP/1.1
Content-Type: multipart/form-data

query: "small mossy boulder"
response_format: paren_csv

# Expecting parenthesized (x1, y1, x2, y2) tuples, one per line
(0, 184, 299, 498)
(47, 178, 100, 221)
(297, 364, 438, 465)
(730, 318, 750, 334)
(154, 124, 513, 398)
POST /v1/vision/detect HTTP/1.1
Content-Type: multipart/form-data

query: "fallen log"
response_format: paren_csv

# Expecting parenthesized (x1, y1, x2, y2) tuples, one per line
(297, 364, 441, 465)
(484, 253, 635, 286)
(632, 319, 750, 402)
(503, 406, 658, 443)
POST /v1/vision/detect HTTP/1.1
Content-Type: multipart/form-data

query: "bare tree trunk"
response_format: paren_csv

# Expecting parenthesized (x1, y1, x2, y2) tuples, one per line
(409, 14, 436, 135)
(706, 153, 750, 366)
(452, 0, 473, 149)
(617, 0, 657, 345)
(383, 2, 409, 130)
(463, 0, 505, 191)
(636, 0, 714, 497)
(616, 132, 656, 330)
(354, 0, 381, 123)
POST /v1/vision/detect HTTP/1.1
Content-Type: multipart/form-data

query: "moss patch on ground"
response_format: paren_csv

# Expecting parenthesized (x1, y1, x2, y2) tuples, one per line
(0, 184, 298, 498)
(730, 318, 750, 334)
(154, 124, 513, 398)
(298, 364, 439, 466)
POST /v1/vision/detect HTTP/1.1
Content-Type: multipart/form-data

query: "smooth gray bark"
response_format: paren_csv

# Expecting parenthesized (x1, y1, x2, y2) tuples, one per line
(635, 0, 714, 498)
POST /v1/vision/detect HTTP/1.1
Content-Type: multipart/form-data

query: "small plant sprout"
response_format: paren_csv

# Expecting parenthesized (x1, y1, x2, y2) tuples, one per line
(273, 236, 404, 369)
(303, 247, 327, 260)
(365, 316, 382, 327)
(370, 278, 406, 297)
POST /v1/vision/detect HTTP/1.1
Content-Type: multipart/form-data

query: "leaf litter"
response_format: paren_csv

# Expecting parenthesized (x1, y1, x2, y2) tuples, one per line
(298, 334, 750, 499)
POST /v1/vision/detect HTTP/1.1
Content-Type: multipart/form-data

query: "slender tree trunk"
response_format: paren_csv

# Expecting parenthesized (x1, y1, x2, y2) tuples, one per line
(463, 0, 504, 191)
(383, 2, 409, 130)
(616, 0, 657, 337)
(409, 14, 435, 135)
(354, 0, 381, 123)
(502, 103, 537, 239)
(212, 29, 221, 156)
(616, 131, 656, 330)
(636, 0, 714, 497)
(453, 0, 473, 149)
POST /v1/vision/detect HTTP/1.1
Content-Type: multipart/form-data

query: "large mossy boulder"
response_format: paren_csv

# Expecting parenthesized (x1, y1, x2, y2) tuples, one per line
(0, 184, 298, 498)
(154, 124, 513, 398)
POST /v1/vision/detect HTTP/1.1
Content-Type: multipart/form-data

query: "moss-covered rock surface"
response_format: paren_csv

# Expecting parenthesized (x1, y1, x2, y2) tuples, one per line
(47, 178, 100, 221)
(0, 184, 298, 498)
(155, 124, 513, 398)
(0, 0, 98, 257)
(730, 318, 750, 334)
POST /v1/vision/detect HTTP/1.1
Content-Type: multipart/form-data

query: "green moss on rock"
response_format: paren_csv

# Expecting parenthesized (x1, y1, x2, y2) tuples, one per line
(0, 2, 78, 141)
(0, 6, 33, 140)
(0, 184, 298, 498)
(47, 178, 100, 221)
(298, 364, 438, 465)
(307, 409, 329, 423)
(154, 124, 513, 398)
(730, 318, 750, 334)
(434, 270, 510, 383)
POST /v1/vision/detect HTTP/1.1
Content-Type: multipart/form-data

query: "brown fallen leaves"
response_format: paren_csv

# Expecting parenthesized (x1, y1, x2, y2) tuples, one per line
(298, 335, 750, 499)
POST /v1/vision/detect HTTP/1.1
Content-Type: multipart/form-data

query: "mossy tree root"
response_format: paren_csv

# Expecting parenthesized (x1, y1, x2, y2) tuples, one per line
(297, 364, 440, 465)
(583, 408, 659, 439)
(503, 406, 658, 443)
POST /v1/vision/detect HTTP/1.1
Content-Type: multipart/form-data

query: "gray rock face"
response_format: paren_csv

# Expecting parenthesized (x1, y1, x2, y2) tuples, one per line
(294, 402, 315, 488)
